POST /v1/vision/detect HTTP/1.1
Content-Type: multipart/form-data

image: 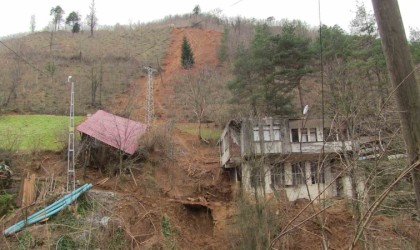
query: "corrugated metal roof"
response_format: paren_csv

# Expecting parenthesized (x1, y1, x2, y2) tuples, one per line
(76, 110, 147, 155)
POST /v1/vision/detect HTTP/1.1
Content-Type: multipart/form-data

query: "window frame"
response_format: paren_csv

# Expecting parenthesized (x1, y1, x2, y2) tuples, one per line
(309, 128, 317, 142)
(292, 162, 305, 186)
(250, 167, 265, 188)
(291, 129, 299, 143)
(301, 128, 308, 142)
(253, 127, 260, 142)
(263, 125, 271, 141)
(310, 161, 325, 184)
(273, 125, 281, 141)
(271, 163, 285, 187)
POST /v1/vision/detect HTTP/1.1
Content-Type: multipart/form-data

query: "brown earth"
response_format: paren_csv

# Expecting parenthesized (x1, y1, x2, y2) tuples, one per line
(98, 27, 231, 249)
(105, 27, 230, 249)
(1, 27, 230, 250)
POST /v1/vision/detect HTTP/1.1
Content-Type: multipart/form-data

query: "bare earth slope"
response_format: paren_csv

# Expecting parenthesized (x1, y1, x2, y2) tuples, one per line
(109, 27, 230, 249)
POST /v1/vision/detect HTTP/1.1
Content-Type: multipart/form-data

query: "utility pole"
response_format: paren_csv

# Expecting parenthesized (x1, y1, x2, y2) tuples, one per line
(372, 0, 420, 212)
(144, 66, 157, 126)
(67, 76, 76, 192)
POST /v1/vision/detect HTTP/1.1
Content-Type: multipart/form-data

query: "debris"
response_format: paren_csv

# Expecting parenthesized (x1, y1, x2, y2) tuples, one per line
(204, 161, 219, 164)
(96, 177, 110, 186)
(0, 161, 14, 191)
(17, 173, 36, 208)
(206, 191, 217, 198)
(36, 175, 56, 203)
(100, 216, 110, 226)
(170, 197, 210, 209)
(0, 160, 13, 178)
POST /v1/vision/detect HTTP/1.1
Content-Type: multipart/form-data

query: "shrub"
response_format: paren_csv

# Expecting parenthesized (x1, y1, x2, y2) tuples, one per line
(137, 122, 175, 162)
(0, 193, 14, 216)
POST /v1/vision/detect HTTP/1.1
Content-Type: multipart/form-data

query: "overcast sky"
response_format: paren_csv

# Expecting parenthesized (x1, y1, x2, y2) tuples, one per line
(0, 0, 418, 38)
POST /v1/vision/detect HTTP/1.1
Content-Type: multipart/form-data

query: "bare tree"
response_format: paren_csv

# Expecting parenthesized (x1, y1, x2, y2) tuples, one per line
(86, 0, 98, 37)
(176, 68, 216, 141)
(5, 51, 22, 107)
(87, 62, 103, 107)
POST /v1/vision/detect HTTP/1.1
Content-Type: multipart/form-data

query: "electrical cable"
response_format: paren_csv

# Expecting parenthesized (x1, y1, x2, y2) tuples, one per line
(0, 40, 46, 74)
(319, 0, 325, 152)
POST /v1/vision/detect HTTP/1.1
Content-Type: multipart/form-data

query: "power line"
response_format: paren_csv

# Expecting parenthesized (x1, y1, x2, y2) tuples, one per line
(230, 0, 245, 7)
(0, 40, 46, 74)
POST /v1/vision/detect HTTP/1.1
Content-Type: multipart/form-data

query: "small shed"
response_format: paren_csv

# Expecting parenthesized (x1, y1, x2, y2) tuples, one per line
(77, 110, 147, 154)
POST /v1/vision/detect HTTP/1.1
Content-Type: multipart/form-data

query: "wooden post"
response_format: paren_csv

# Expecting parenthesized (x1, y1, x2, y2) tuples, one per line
(372, 0, 420, 212)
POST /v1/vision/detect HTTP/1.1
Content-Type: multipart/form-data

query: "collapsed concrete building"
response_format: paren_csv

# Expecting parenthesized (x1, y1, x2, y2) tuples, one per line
(219, 117, 375, 201)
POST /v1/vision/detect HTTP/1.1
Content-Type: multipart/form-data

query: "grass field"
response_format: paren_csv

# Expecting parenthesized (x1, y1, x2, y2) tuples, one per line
(0, 115, 85, 151)
(177, 123, 221, 141)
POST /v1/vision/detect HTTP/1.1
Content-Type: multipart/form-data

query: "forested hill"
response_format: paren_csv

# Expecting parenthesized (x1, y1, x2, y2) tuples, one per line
(0, 5, 419, 125)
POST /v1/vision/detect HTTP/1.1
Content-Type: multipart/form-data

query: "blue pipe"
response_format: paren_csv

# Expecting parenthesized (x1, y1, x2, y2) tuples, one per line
(3, 184, 90, 235)
(16, 184, 88, 222)
(3, 183, 92, 235)
(10, 184, 89, 228)
(8, 184, 92, 234)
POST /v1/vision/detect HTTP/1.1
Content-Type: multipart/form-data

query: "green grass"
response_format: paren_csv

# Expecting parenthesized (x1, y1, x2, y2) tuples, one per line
(0, 115, 85, 151)
(177, 123, 221, 141)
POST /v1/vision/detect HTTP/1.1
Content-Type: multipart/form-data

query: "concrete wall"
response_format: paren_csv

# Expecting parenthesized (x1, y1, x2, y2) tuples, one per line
(290, 141, 353, 154)
(254, 141, 283, 154)
(242, 162, 272, 195)
(242, 160, 342, 201)
(220, 117, 359, 201)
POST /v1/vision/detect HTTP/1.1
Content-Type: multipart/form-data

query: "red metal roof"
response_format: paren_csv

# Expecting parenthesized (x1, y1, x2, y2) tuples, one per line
(76, 110, 147, 155)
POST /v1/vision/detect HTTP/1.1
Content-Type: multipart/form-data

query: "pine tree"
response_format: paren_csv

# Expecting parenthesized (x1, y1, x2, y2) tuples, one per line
(181, 36, 195, 69)
(229, 24, 294, 115)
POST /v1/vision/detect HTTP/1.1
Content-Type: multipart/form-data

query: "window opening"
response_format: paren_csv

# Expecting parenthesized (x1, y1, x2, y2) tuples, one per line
(263, 125, 271, 141)
(253, 127, 260, 142)
(291, 129, 299, 142)
(310, 161, 325, 184)
(292, 162, 305, 185)
(271, 163, 285, 187)
(301, 128, 308, 142)
(309, 128, 317, 142)
(273, 125, 281, 141)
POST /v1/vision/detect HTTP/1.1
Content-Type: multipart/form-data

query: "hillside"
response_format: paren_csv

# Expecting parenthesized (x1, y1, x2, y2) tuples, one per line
(0, 25, 171, 115)
(0, 22, 233, 249)
(1, 14, 420, 249)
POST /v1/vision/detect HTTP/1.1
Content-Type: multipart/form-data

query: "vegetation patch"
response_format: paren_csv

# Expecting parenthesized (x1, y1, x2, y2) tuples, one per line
(0, 193, 15, 216)
(56, 235, 79, 250)
(0, 115, 84, 151)
(177, 123, 221, 141)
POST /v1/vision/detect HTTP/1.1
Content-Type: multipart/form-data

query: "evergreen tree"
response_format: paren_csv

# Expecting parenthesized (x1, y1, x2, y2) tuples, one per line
(65, 11, 81, 34)
(229, 24, 294, 115)
(271, 20, 314, 111)
(218, 27, 229, 63)
(181, 36, 195, 69)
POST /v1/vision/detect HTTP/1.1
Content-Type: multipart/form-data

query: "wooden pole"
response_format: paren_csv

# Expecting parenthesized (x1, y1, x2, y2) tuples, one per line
(372, 0, 420, 212)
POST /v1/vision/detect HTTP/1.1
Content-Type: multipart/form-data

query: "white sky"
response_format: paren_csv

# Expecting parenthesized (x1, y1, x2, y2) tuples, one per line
(0, 0, 418, 37)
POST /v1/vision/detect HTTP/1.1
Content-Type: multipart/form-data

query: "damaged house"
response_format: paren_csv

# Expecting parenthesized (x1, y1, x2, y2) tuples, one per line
(76, 110, 147, 169)
(219, 117, 373, 201)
